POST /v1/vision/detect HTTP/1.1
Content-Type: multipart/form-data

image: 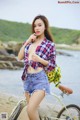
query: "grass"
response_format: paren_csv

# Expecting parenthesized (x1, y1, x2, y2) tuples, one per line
(0, 19, 80, 44)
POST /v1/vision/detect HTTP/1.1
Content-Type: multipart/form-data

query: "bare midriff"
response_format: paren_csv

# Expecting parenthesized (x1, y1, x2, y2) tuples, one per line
(27, 66, 43, 74)
(27, 41, 43, 74)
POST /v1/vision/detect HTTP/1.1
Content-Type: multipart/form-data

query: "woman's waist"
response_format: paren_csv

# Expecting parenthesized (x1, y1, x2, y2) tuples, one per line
(27, 66, 43, 74)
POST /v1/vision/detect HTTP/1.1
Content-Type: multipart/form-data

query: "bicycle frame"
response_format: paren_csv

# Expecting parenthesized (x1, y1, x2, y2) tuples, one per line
(45, 92, 73, 120)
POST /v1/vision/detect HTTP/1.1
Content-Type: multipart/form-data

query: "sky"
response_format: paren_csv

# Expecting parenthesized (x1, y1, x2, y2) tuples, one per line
(0, 0, 80, 30)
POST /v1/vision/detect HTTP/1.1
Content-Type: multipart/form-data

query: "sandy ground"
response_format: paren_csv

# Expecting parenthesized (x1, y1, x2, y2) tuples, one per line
(0, 92, 62, 120)
(0, 92, 19, 118)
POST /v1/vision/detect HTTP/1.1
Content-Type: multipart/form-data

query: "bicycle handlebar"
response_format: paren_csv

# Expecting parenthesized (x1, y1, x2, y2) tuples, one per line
(58, 85, 73, 94)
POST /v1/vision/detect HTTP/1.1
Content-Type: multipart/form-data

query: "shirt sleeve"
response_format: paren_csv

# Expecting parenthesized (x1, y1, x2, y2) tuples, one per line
(44, 43, 56, 71)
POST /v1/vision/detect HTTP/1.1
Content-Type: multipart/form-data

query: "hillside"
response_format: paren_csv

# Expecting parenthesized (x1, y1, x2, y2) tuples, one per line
(0, 19, 80, 44)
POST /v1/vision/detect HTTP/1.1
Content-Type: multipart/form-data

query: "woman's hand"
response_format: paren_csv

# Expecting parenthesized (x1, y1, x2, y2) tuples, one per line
(18, 33, 37, 60)
(32, 53, 41, 62)
(25, 33, 37, 45)
(32, 53, 49, 66)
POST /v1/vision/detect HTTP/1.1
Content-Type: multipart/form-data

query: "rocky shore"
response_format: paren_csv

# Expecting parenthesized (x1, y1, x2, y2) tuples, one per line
(0, 41, 80, 69)
(0, 41, 24, 69)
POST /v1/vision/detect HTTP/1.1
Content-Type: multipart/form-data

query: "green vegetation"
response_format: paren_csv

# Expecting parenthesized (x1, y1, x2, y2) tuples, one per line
(0, 19, 31, 42)
(0, 19, 80, 44)
(51, 27, 80, 44)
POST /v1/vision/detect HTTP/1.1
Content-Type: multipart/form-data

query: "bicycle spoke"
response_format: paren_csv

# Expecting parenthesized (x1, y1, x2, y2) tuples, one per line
(59, 108, 79, 120)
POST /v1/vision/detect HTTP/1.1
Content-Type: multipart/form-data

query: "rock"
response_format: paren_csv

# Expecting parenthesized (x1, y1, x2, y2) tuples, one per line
(56, 51, 73, 57)
(0, 41, 23, 69)
(6, 41, 22, 55)
(12, 61, 24, 68)
(0, 60, 23, 69)
(0, 41, 10, 56)
(0, 41, 7, 49)
(0, 55, 17, 61)
(0, 55, 24, 69)
(56, 43, 80, 50)
(12, 42, 22, 55)
(0, 49, 9, 56)
(8, 41, 17, 46)
(0, 41, 22, 55)
(0, 61, 15, 69)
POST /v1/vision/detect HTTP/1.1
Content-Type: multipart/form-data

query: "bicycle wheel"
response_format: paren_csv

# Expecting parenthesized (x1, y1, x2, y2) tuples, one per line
(57, 104, 80, 120)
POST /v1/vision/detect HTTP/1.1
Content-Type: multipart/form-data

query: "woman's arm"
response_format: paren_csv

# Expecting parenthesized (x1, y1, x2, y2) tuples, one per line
(18, 42, 27, 60)
(38, 57, 49, 66)
(18, 33, 37, 60)
(44, 43, 56, 71)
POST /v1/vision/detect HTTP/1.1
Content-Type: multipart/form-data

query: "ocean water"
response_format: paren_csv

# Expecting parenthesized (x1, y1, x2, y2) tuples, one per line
(0, 50, 80, 106)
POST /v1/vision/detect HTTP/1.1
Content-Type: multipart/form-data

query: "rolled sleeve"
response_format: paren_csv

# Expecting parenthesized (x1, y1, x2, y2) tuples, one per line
(44, 43, 56, 71)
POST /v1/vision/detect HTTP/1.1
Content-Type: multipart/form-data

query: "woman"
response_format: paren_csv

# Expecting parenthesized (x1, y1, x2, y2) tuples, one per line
(18, 15, 56, 120)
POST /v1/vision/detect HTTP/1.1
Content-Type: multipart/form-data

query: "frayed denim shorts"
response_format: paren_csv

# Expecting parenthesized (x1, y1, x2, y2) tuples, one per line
(23, 70, 50, 95)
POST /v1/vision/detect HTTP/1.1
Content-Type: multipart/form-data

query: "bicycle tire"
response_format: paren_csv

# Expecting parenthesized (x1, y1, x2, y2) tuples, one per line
(57, 104, 80, 120)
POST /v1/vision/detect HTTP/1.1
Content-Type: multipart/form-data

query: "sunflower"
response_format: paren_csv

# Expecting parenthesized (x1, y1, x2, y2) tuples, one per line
(46, 66, 61, 85)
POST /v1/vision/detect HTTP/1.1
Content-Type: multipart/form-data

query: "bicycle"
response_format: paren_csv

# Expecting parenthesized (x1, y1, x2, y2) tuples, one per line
(43, 84, 80, 120)
(8, 85, 80, 120)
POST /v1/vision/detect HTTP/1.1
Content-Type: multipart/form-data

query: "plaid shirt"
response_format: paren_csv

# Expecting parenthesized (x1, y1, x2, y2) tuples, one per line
(22, 38, 56, 80)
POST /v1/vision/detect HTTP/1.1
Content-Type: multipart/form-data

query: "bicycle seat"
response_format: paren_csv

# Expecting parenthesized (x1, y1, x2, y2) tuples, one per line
(58, 85, 73, 94)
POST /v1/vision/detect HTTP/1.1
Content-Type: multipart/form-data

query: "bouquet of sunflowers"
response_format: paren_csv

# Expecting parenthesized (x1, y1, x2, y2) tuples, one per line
(46, 66, 61, 87)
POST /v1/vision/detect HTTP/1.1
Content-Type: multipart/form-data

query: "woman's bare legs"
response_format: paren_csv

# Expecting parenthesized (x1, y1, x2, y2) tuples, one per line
(24, 92, 31, 120)
(25, 92, 31, 104)
(27, 90, 45, 120)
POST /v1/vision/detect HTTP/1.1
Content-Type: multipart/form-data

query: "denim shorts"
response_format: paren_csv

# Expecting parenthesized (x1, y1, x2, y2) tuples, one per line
(23, 70, 50, 94)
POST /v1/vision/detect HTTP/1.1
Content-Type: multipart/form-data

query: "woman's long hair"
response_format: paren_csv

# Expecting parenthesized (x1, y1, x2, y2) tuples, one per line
(32, 15, 54, 42)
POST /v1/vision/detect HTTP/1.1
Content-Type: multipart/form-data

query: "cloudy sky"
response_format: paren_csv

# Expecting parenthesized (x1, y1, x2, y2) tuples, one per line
(0, 0, 80, 30)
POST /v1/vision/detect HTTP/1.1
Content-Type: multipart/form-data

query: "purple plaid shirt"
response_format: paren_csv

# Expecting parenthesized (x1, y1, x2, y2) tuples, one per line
(22, 38, 56, 80)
